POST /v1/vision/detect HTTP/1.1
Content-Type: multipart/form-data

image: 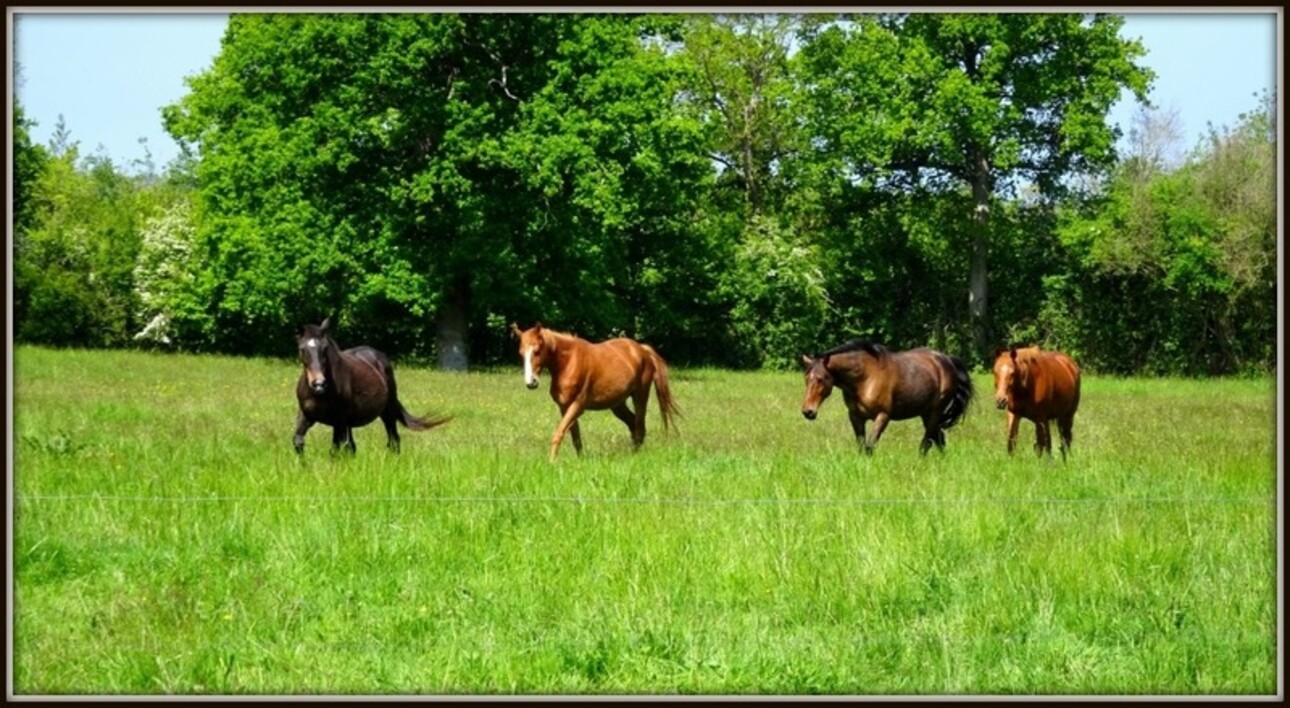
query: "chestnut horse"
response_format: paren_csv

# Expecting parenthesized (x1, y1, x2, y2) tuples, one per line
(511, 322, 679, 461)
(992, 346, 1081, 459)
(293, 318, 449, 455)
(800, 339, 974, 456)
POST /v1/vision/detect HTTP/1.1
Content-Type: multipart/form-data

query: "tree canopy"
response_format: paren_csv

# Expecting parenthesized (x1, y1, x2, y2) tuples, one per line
(13, 13, 1275, 377)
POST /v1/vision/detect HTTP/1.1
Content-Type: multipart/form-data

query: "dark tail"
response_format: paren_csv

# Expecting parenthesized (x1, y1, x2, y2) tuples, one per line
(939, 354, 974, 430)
(400, 403, 452, 431)
(645, 345, 681, 433)
(382, 358, 451, 432)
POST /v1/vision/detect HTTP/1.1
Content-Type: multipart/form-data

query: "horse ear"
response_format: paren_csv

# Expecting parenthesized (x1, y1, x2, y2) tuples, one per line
(821, 354, 831, 369)
(534, 321, 543, 333)
(800, 354, 814, 369)
(320, 317, 331, 335)
(1009, 346, 1018, 363)
(509, 323, 522, 338)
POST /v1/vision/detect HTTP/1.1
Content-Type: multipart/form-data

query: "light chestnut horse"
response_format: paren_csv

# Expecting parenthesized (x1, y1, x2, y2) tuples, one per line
(511, 322, 679, 461)
(800, 339, 974, 456)
(293, 318, 450, 455)
(992, 346, 1081, 459)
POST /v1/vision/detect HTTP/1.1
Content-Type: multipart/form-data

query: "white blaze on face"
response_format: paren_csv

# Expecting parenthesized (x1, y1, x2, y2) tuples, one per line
(307, 338, 318, 348)
(523, 345, 538, 386)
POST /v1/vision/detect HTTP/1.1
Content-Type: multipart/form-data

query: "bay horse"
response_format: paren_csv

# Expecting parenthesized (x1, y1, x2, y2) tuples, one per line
(293, 318, 449, 455)
(510, 322, 680, 461)
(992, 346, 1081, 459)
(800, 339, 974, 456)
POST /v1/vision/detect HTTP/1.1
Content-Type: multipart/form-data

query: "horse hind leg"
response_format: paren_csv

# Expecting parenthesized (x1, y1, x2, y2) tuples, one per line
(920, 412, 949, 456)
(919, 417, 936, 457)
(611, 403, 641, 450)
(632, 388, 650, 449)
(1057, 416, 1074, 461)
(382, 409, 402, 453)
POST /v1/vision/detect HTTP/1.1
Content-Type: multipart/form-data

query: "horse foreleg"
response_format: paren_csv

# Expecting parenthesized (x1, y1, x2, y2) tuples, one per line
(847, 407, 868, 453)
(1034, 419, 1052, 457)
(558, 404, 584, 455)
(332, 426, 355, 456)
(293, 411, 314, 455)
(550, 402, 585, 461)
(865, 412, 891, 455)
(1005, 411, 1020, 455)
(569, 420, 583, 455)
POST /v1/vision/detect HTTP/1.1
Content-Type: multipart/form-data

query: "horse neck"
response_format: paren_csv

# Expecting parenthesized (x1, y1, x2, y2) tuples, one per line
(323, 338, 354, 387)
(541, 330, 577, 375)
(827, 349, 873, 386)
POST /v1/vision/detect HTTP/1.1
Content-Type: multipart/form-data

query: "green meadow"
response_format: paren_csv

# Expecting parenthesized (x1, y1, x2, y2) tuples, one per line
(11, 346, 1278, 695)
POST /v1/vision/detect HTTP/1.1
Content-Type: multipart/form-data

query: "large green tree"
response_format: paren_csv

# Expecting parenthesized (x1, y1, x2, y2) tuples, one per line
(164, 13, 711, 368)
(799, 13, 1154, 362)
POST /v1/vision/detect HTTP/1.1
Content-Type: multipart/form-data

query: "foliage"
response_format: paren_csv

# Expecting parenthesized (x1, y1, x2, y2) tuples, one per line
(162, 14, 719, 365)
(12, 102, 48, 237)
(1054, 93, 1277, 375)
(132, 200, 200, 347)
(13, 13, 1275, 376)
(796, 13, 1155, 360)
(14, 143, 144, 347)
(720, 215, 831, 368)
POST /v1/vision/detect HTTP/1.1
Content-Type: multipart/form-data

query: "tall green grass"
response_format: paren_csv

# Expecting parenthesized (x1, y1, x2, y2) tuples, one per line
(11, 346, 1278, 695)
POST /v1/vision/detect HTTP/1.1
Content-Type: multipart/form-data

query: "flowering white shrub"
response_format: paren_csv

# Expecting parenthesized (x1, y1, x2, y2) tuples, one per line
(132, 201, 196, 345)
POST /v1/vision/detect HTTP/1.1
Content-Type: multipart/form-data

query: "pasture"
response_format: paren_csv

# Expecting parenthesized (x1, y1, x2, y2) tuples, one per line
(11, 346, 1278, 695)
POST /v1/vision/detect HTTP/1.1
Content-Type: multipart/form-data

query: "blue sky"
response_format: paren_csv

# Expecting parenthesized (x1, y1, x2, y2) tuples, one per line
(10, 11, 1280, 173)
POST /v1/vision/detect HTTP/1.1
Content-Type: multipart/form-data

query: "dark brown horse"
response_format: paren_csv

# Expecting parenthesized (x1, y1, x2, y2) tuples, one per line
(511, 322, 680, 461)
(992, 346, 1081, 459)
(293, 318, 449, 455)
(800, 339, 974, 455)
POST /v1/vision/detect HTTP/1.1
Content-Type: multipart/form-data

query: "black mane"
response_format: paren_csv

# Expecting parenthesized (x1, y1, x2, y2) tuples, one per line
(820, 338, 888, 359)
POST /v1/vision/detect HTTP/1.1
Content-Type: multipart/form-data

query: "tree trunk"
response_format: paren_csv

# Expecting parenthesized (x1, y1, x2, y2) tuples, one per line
(435, 282, 469, 372)
(968, 153, 991, 365)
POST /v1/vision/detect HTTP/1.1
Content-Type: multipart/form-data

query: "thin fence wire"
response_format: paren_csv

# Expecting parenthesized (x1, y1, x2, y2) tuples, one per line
(13, 493, 1275, 506)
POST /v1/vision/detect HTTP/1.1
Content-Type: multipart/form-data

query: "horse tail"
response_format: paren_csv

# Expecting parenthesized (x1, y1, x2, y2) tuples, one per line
(644, 345, 681, 432)
(400, 404, 452, 432)
(939, 354, 974, 431)
(377, 355, 451, 432)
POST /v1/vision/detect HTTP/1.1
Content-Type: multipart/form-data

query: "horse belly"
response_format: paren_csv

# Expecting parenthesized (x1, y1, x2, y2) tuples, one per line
(582, 378, 633, 410)
(883, 379, 940, 420)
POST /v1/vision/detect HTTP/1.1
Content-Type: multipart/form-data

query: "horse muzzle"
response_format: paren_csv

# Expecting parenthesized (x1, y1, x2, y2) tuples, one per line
(311, 380, 328, 394)
(802, 409, 818, 421)
(525, 378, 539, 390)
(995, 397, 1007, 410)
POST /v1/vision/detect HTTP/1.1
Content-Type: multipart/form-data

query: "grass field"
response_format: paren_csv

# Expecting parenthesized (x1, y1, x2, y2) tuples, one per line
(10, 345, 1279, 695)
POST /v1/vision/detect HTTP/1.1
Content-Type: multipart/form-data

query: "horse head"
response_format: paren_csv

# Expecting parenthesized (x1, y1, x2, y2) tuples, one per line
(800, 354, 834, 420)
(512, 322, 547, 390)
(298, 317, 336, 395)
(993, 345, 1034, 409)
